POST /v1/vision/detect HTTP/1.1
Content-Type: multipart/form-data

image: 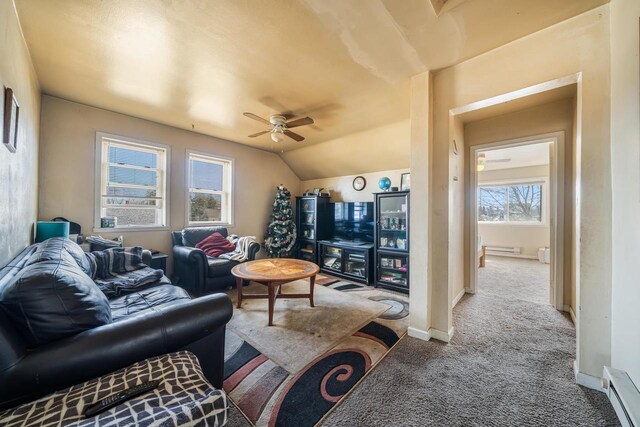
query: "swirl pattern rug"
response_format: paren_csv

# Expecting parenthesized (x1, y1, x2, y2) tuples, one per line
(223, 274, 409, 426)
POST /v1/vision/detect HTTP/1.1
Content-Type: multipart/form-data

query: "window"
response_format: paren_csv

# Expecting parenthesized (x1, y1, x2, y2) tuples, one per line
(187, 151, 233, 225)
(95, 133, 169, 230)
(478, 181, 544, 224)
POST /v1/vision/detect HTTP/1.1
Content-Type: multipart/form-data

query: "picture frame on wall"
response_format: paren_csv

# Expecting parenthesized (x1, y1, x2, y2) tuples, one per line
(400, 172, 410, 191)
(3, 87, 19, 153)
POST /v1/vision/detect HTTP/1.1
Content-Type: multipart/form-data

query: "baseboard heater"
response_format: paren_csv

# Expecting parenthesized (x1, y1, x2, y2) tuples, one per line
(485, 246, 521, 256)
(603, 366, 640, 427)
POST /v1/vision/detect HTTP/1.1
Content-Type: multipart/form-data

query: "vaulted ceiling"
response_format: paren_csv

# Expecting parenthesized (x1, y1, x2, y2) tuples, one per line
(15, 0, 607, 153)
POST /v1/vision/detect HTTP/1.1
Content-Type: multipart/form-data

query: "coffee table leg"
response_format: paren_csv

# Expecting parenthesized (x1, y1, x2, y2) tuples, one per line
(309, 274, 315, 307)
(268, 283, 275, 326)
(236, 277, 243, 309)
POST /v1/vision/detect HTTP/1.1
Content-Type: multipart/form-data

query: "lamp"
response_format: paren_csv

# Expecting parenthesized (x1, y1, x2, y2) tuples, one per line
(271, 131, 284, 143)
(35, 221, 70, 243)
(477, 153, 486, 171)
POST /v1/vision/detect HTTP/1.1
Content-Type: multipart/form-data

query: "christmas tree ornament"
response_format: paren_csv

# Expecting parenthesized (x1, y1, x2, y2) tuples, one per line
(264, 185, 296, 257)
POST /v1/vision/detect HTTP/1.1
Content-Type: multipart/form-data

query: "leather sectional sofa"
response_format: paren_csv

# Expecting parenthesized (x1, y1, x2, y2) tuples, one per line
(172, 227, 260, 294)
(0, 238, 233, 411)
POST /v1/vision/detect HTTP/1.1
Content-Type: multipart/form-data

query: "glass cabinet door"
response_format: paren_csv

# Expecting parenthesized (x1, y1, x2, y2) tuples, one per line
(344, 249, 367, 279)
(377, 253, 408, 287)
(377, 194, 408, 251)
(298, 241, 315, 262)
(299, 198, 316, 240)
(321, 245, 342, 272)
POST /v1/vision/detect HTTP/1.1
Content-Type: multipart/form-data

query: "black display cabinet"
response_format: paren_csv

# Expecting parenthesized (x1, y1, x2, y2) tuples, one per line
(374, 191, 410, 293)
(295, 195, 332, 264)
(317, 240, 374, 284)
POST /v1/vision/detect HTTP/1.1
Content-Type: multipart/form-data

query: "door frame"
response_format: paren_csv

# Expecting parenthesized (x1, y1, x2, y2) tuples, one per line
(468, 131, 565, 310)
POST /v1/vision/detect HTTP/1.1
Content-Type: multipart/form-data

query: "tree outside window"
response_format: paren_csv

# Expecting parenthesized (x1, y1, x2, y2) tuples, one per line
(478, 182, 543, 223)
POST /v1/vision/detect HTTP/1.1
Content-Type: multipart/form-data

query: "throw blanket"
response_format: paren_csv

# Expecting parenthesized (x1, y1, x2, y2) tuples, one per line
(86, 235, 123, 251)
(219, 235, 257, 262)
(86, 247, 164, 298)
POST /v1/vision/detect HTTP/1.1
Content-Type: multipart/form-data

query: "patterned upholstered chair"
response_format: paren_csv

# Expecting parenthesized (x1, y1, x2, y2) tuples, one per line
(0, 352, 228, 426)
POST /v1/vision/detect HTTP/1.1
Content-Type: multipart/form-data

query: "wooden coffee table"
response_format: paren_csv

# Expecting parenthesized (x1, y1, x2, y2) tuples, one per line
(231, 258, 320, 326)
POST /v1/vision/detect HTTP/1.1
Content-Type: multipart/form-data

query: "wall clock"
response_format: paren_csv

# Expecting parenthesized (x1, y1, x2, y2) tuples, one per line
(352, 176, 366, 191)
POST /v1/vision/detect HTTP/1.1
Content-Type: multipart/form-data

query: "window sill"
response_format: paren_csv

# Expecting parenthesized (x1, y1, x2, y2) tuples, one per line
(187, 222, 234, 228)
(478, 222, 548, 228)
(92, 226, 170, 233)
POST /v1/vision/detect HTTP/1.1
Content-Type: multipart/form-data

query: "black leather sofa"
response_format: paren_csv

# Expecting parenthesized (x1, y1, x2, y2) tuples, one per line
(0, 238, 233, 411)
(172, 227, 260, 294)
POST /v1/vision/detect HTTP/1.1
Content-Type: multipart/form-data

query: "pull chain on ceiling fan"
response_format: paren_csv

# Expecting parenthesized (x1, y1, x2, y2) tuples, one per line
(243, 112, 314, 143)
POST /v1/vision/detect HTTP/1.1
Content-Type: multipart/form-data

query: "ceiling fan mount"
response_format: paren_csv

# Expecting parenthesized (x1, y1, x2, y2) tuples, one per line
(269, 115, 287, 126)
(243, 112, 314, 142)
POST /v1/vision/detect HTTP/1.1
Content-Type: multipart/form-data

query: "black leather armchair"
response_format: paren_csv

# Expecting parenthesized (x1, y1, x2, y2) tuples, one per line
(172, 227, 260, 294)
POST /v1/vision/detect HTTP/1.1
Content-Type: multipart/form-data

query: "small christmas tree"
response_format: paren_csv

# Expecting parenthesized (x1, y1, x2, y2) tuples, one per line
(264, 185, 297, 258)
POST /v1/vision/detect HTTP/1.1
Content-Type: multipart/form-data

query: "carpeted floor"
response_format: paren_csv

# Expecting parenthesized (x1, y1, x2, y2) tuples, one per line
(479, 255, 550, 305)
(226, 271, 619, 427)
(322, 292, 619, 426)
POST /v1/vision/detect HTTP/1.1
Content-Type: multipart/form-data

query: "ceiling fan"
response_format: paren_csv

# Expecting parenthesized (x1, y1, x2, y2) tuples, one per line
(477, 153, 511, 171)
(243, 112, 314, 143)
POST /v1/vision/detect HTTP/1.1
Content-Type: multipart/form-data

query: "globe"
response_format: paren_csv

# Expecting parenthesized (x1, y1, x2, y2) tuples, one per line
(378, 177, 391, 191)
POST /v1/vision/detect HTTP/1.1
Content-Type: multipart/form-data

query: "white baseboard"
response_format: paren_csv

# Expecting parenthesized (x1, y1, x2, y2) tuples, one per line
(486, 252, 538, 260)
(453, 289, 466, 307)
(563, 305, 577, 325)
(408, 327, 430, 341)
(408, 326, 456, 343)
(574, 360, 606, 392)
(429, 326, 455, 343)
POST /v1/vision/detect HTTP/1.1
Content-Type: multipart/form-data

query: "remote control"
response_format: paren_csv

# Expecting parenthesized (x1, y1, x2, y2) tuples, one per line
(84, 380, 160, 418)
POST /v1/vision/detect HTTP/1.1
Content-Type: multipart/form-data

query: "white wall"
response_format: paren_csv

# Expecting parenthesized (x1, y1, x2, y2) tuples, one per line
(478, 165, 550, 258)
(610, 0, 640, 387)
(414, 6, 611, 379)
(300, 168, 409, 202)
(281, 120, 410, 181)
(0, 0, 40, 267)
(38, 96, 301, 274)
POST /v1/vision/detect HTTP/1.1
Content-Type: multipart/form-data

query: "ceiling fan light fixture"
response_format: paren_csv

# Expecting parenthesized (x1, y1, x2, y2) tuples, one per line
(271, 131, 284, 143)
(477, 152, 486, 171)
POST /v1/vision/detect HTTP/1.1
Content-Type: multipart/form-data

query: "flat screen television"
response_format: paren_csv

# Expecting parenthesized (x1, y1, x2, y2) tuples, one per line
(332, 202, 374, 242)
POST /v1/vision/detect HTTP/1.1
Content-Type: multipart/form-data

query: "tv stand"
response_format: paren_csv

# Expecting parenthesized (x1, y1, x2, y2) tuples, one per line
(317, 240, 373, 285)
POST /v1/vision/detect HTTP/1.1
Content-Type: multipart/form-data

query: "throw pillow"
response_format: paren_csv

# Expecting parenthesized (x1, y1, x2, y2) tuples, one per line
(196, 232, 236, 257)
(86, 246, 146, 279)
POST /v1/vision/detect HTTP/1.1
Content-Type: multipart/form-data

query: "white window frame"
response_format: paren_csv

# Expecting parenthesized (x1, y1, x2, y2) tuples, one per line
(94, 132, 170, 232)
(185, 150, 234, 227)
(477, 177, 548, 226)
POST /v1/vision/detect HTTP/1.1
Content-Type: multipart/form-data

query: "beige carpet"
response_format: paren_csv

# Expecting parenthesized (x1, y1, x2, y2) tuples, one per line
(478, 255, 550, 305)
(227, 280, 390, 373)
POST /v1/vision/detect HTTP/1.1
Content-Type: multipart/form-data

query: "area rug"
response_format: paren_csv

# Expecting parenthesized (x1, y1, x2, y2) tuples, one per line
(226, 281, 390, 373)
(223, 274, 409, 427)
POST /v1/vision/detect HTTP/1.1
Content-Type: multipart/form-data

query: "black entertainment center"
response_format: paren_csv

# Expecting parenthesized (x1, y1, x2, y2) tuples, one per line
(294, 194, 410, 293)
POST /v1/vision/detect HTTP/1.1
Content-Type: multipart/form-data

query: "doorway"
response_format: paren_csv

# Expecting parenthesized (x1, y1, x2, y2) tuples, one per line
(469, 133, 565, 309)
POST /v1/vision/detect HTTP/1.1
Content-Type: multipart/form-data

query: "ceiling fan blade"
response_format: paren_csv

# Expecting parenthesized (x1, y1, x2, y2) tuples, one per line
(248, 130, 269, 138)
(285, 117, 314, 128)
(243, 112, 271, 125)
(284, 130, 305, 142)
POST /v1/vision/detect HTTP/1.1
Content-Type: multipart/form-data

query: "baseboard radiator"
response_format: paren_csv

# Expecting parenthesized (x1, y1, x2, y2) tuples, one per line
(603, 367, 640, 427)
(485, 246, 521, 256)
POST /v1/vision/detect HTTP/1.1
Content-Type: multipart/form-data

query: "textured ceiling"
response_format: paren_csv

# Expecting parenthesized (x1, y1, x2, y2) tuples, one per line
(15, 0, 607, 153)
